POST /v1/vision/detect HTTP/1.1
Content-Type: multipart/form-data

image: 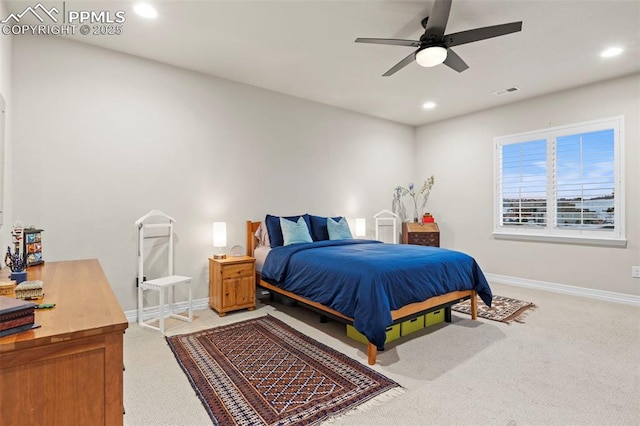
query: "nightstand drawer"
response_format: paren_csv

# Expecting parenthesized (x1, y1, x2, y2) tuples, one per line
(222, 263, 254, 279)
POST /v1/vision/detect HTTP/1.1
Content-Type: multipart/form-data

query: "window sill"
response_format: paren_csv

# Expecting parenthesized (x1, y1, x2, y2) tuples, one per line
(492, 232, 627, 248)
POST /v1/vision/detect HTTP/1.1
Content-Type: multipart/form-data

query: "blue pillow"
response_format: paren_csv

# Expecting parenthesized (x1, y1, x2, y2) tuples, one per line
(309, 215, 343, 241)
(280, 217, 313, 245)
(265, 214, 312, 247)
(327, 217, 353, 240)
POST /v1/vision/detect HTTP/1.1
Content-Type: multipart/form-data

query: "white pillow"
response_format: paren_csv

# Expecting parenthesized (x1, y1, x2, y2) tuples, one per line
(255, 222, 271, 247)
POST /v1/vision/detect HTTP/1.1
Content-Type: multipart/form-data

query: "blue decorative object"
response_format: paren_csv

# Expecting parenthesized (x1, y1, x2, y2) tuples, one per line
(10, 271, 27, 284)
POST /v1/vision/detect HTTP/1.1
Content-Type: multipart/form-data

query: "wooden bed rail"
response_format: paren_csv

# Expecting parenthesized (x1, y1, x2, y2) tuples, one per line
(245, 220, 478, 365)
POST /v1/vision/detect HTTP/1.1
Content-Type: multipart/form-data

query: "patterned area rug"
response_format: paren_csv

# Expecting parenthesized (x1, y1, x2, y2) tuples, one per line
(166, 315, 402, 425)
(452, 294, 536, 324)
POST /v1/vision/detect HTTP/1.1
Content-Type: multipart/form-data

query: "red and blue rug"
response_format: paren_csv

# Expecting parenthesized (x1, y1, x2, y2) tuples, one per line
(166, 315, 401, 425)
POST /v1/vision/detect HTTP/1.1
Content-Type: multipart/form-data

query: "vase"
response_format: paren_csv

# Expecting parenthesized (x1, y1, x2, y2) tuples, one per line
(10, 271, 27, 284)
(392, 197, 401, 217)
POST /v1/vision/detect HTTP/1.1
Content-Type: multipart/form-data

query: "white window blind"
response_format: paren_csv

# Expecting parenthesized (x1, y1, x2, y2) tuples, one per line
(500, 139, 547, 227)
(555, 129, 614, 229)
(494, 117, 624, 246)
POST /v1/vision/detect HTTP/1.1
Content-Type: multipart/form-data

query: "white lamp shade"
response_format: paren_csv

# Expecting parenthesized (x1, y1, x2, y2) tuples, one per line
(415, 46, 448, 67)
(355, 218, 366, 238)
(212, 222, 227, 248)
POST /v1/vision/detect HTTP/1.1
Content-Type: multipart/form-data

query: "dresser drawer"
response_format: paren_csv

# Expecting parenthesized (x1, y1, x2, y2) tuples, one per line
(402, 222, 440, 247)
(408, 233, 439, 247)
(222, 263, 254, 279)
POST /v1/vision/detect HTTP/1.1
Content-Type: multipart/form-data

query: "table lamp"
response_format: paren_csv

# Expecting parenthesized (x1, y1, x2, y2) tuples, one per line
(212, 222, 227, 259)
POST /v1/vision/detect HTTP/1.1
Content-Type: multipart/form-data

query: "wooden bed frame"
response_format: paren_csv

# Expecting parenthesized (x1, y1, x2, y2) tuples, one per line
(246, 221, 478, 365)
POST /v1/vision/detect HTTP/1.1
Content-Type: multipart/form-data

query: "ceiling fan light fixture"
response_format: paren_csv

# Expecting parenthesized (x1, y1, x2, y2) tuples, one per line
(415, 46, 448, 68)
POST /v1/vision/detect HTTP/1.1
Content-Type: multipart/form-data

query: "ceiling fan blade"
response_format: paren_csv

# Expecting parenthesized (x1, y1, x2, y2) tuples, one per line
(383, 51, 417, 77)
(443, 48, 469, 73)
(444, 22, 522, 48)
(355, 38, 421, 47)
(422, 0, 452, 41)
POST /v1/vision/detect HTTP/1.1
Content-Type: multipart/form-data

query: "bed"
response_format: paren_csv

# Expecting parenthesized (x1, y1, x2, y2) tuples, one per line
(246, 218, 492, 365)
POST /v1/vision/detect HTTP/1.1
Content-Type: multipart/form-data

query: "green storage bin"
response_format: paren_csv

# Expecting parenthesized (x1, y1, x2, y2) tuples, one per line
(425, 309, 445, 327)
(400, 315, 425, 336)
(346, 323, 400, 345)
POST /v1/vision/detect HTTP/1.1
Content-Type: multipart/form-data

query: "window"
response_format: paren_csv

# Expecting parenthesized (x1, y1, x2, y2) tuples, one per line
(494, 117, 624, 246)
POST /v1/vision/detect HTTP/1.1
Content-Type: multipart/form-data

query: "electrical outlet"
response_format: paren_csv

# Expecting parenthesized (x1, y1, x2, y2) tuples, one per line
(632, 266, 640, 279)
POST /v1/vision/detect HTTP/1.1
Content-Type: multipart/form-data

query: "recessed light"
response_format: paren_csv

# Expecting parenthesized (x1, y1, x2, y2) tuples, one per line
(134, 3, 158, 19)
(422, 102, 436, 109)
(600, 47, 623, 58)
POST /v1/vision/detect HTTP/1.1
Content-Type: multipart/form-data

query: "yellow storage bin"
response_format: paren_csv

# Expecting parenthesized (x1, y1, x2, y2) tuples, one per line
(400, 315, 425, 336)
(425, 309, 445, 327)
(346, 323, 400, 345)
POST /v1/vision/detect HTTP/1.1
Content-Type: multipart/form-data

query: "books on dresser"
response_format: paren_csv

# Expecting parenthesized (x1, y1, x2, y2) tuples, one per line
(0, 295, 40, 337)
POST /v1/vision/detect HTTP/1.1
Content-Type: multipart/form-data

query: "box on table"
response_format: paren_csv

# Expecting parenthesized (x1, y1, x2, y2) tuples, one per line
(346, 323, 400, 345)
(400, 315, 425, 336)
(0, 281, 16, 298)
(15, 280, 44, 300)
(425, 308, 445, 327)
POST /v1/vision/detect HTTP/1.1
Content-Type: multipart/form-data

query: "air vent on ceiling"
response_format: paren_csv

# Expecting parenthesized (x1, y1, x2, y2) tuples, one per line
(494, 86, 520, 96)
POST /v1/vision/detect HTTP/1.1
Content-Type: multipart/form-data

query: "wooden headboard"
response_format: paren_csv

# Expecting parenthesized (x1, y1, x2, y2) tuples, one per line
(246, 221, 261, 256)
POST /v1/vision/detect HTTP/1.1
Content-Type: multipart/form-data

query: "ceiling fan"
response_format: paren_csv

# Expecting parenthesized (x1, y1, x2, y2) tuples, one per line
(355, 0, 522, 76)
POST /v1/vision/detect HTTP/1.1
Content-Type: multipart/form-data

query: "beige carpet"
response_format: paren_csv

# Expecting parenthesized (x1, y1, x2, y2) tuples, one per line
(124, 282, 640, 425)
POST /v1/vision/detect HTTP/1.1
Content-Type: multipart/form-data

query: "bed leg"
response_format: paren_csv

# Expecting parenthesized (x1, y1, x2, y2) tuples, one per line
(471, 291, 478, 320)
(367, 342, 377, 365)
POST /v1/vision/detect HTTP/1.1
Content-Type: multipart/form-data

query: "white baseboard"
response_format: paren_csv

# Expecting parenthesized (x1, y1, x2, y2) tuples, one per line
(485, 273, 640, 307)
(125, 297, 210, 323)
(125, 276, 639, 322)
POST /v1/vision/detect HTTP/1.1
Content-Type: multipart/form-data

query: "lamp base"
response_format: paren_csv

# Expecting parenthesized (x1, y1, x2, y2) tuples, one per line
(213, 254, 227, 260)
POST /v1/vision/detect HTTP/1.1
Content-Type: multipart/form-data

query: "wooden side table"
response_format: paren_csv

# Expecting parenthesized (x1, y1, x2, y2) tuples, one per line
(402, 222, 440, 247)
(209, 256, 256, 316)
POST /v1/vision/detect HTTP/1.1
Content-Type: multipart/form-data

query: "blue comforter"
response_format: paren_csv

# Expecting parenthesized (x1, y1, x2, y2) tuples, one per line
(261, 240, 492, 350)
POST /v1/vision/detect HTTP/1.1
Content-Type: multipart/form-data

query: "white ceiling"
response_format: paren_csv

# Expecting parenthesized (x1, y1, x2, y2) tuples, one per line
(7, 0, 640, 126)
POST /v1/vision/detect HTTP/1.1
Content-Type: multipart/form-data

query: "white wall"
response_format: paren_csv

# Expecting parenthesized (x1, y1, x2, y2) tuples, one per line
(415, 73, 640, 296)
(0, 0, 12, 250)
(12, 36, 415, 311)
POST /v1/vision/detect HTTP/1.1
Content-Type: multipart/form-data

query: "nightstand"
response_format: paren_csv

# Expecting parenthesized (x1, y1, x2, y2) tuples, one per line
(209, 256, 256, 316)
(402, 222, 440, 247)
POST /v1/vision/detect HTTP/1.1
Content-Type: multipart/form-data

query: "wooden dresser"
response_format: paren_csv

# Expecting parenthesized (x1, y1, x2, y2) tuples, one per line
(0, 259, 128, 426)
(402, 222, 440, 247)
